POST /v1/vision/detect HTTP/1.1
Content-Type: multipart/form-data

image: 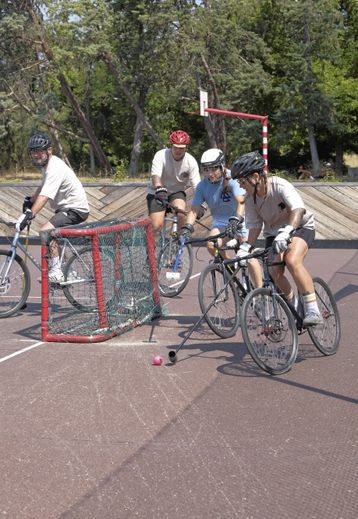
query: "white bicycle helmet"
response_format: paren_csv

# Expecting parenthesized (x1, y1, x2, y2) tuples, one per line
(200, 148, 225, 169)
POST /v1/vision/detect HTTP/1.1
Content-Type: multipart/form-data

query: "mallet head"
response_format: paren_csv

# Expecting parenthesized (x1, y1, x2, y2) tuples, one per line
(168, 350, 177, 363)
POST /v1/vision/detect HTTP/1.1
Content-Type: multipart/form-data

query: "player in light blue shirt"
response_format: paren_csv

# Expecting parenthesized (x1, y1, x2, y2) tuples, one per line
(179, 148, 247, 258)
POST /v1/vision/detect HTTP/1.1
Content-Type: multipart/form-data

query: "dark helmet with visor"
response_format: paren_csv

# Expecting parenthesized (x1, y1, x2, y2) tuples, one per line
(28, 132, 52, 151)
(231, 151, 265, 180)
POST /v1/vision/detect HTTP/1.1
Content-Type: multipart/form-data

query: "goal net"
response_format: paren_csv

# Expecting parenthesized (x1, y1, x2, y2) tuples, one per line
(41, 218, 160, 343)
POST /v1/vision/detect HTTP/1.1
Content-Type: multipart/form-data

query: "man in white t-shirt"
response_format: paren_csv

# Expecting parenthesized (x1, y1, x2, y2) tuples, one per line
(146, 130, 200, 236)
(16, 132, 90, 282)
(230, 150, 322, 327)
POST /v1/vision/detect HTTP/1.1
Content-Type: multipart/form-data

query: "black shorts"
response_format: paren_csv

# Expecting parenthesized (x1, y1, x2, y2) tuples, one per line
(50, 209, 89, 228)
(265, 227, 315, 249)
(146, 190, 186, 214)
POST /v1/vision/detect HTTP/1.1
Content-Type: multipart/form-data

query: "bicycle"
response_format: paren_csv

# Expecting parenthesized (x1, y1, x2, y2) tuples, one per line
(239, 248, 341, 375)
(0, 220, 113, 317)
(196, 232, 253, 338)
(156, 203, 193, 297)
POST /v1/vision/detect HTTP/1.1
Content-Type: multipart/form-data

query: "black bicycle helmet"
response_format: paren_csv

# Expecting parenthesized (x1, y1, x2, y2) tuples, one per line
(28, 132, 52, 151)
(231, 151, 265, 180)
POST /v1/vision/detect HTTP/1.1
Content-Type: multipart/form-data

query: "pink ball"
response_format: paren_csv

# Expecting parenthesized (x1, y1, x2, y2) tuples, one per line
(152, 355, 163, 366)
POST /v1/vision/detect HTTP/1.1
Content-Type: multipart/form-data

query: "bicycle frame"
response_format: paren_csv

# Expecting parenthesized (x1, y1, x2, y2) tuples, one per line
(2, 224, 90, 287)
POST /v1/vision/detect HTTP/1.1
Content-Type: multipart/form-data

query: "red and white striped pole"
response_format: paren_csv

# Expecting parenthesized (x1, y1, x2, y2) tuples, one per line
(263, 116, 268, 173)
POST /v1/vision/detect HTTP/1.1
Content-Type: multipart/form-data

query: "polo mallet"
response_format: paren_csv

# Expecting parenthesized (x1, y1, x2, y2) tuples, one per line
(168, 260, 238, 364)
(20, 221, 31, 310)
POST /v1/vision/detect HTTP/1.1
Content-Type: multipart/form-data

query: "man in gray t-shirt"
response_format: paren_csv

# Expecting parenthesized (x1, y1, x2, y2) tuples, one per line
(230, 150, 322, 327)
(16, 132, 89, 283)
(146, 130, 200, 236)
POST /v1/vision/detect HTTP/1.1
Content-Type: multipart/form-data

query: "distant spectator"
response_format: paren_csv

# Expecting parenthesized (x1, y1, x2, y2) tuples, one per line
(297, 165, 314, 181)
(319, 162, 335, 179)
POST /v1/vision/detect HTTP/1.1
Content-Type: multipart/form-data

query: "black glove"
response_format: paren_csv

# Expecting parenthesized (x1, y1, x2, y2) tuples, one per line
(179, 223, 194, 244)
(154, 186, 168, 206)
(196, 204, 207, 221)
(226, 215, 244, 238)
(22, 196, 33, 213)
(16, 209, 33, 231)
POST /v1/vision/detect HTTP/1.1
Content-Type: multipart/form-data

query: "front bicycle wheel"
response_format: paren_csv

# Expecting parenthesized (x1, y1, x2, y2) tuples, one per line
(157, 239, 193, 297)
(241, 288, 298, 375)
(308, 277, 341, 355)
(198, 263, 240, 338)
(0, 250, 31, 318)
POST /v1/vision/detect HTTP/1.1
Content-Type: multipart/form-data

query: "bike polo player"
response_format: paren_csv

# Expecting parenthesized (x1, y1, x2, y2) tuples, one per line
(179, 147, 262, 288)
(146, 130, 201, 239)
(16, 131, 90, 283)
(231, 150, 323, 326)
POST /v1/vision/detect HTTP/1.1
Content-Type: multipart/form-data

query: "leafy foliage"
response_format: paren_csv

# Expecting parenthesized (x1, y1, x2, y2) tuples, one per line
(0, 0, 357, 177)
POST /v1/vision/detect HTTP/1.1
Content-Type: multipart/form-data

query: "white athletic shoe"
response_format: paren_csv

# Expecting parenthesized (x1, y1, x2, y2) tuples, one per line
(48, 267, 65, 283)
(303, 311, 323, 326)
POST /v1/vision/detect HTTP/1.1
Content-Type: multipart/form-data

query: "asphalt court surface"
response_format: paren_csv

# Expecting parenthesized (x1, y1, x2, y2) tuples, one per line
(0, 245, 357, 519)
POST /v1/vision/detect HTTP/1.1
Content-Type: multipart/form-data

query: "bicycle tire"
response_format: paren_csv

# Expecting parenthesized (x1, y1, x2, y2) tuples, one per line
(308, 277, 341, 355)
(157, 239, 193, 297)
(0, 250, 31, 318)
(241, 287, 298, 375)
(198, 263, 240, 338)
(62, 246, 115, 313)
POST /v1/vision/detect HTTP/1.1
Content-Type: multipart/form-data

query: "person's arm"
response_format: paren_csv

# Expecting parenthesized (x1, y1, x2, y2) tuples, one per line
(287, 207, 306, 230)
(31, 186, 42, 202)
(247, 227, 262, 248)
(152, 175, 164, 189)
(185, 207, 199, 226)
(31, 194, 49, 217)
(234, 194, 245, 219)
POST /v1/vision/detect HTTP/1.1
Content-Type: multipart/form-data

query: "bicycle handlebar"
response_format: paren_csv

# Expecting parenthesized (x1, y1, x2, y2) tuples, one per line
(0, 218, 16, 228)
(185, 230, 228, 245)
(222, 246, 270, 266)
(165, 202, 189, 216)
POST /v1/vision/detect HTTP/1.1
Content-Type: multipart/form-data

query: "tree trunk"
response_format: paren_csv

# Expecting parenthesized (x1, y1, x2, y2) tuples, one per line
(129, 87, 147, 177)
(26, 2, 112, 174)
(200, 54, 227, 151)
(308, 125, 320, 176)
(58, 73, 112, 175)
(103, 53, 164, 149)
(129, 119, 144, 177)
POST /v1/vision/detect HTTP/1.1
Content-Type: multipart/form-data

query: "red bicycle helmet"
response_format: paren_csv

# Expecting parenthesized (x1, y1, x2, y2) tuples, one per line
(169, 130, 190, 147)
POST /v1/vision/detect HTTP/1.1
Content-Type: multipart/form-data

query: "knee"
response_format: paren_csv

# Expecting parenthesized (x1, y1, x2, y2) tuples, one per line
(285, 254, 301, 274)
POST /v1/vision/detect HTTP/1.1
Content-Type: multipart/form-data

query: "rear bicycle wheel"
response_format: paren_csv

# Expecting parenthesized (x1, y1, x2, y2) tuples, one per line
(62, 246, 115, 312)
(241, 288, 298, 375)
(308, 277, 341, 355)
(198, 263, 240, 338)
(157, 238, 193, 297)
(0, 250, 31, 318)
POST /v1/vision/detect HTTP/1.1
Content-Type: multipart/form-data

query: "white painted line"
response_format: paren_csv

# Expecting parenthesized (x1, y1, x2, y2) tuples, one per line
(0, 341, 45, 364)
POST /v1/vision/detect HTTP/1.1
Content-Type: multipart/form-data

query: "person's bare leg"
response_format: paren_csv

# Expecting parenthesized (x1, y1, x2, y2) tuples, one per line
(170, 198, 187, 229)
(248, 259, 262, 288)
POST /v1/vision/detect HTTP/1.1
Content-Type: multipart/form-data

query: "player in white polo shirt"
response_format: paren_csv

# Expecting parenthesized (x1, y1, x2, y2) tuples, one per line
(16, 131, 90, 282)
